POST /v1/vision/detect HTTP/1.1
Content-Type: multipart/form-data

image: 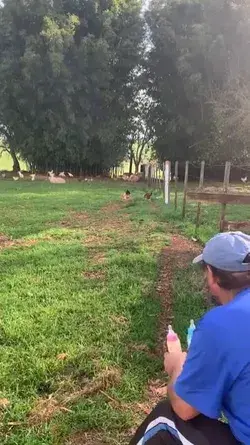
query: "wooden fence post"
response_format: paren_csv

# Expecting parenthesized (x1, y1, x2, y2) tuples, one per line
(148, 164, 152, 187)
(174, 161, 179, 210)
(195, 161, 205, 233)
(220, 161, 231, 232)
(158, 167, 162, 190)
(151, 165, 155, 186)
(153, 165, 156, 186)
(182, 161, 189, 218)
(164, 161, 171, 205)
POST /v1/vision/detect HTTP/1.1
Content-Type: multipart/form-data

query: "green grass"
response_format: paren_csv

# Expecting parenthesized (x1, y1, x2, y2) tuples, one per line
(171, 267, 207, 345)
(0, 180, 167, 444)
(0, 179, 249, 444)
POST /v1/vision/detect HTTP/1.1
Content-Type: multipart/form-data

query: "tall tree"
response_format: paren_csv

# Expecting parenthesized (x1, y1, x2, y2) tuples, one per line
(0, 0, 144, 172)
(128, 90, 155, 173)
(145, 0, 250, 164)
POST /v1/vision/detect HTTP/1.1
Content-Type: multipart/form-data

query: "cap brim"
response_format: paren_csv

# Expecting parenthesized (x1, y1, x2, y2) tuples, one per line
(193, 254, 203, 265)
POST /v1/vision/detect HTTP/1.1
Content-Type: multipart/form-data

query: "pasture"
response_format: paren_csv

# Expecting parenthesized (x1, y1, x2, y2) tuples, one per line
(0, 179, 250, 444)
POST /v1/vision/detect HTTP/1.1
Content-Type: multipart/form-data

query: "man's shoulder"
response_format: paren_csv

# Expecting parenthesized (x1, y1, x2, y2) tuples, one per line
(199, 305, 225, 326)
(197, 306, 232, 339)
(199, 295, 250, 338)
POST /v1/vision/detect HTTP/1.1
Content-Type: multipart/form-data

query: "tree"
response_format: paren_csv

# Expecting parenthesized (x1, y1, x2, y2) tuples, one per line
(0, 0, 145, 172)
(145, 0, 250, 164)
(0, 126, 20, 172)
(128, 90, 155, 173)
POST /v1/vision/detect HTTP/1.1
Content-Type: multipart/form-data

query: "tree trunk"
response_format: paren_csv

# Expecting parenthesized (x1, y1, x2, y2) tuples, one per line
(134, 161, 140, 174)
(9, 147, 20, 172)
(129, 149, 133, 175)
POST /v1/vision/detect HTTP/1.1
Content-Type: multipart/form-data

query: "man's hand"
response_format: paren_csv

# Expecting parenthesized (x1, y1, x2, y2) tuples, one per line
(165, 351, 199, 421)
(164, 351, 187, 377)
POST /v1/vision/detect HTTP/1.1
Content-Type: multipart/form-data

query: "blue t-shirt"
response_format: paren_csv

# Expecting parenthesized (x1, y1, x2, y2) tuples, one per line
(175, 288, 250, 444)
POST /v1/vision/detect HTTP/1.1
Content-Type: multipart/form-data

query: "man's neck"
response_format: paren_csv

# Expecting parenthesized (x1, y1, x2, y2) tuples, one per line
(222, 288, 246, 304)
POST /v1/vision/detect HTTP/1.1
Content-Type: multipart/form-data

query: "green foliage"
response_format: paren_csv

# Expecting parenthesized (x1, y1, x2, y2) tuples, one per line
(0, 0, 144, 171)
(145, 0, 250, 164)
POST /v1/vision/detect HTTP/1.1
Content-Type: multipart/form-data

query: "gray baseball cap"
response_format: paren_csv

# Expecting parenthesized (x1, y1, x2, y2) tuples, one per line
(193, 232, 250, 272)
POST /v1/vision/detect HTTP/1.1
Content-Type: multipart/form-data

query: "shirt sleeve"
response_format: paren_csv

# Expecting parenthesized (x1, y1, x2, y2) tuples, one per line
(174, 317, 230, 419)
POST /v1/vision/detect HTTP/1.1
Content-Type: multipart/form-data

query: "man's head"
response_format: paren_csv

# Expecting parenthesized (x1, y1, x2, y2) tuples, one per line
(193, 232, 250, 304)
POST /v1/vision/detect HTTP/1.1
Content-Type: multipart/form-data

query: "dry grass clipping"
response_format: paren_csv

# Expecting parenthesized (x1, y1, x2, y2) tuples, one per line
(62, 367, 121, 405)
(82, 270, 106, 280)
(28, 368, 122, 425)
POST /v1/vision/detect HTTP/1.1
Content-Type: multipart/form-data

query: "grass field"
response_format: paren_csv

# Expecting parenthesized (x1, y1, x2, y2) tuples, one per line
(0, 179, 250, 444)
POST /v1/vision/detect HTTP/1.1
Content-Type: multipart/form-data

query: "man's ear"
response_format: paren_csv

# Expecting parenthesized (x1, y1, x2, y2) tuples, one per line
(206, 265, 218, 286)
(206, 265, 212, 278)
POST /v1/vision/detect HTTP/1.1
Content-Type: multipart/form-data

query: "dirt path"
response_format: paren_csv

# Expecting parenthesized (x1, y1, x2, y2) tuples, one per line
(65, 233, 201, 445)
(156, 234, 200, 354)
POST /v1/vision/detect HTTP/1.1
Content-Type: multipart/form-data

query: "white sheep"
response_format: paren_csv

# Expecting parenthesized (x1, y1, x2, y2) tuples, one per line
(49, 176, 66, 184)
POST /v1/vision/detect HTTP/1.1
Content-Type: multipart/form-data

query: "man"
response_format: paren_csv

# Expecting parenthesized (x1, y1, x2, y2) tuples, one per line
(130, 232, 250, 445)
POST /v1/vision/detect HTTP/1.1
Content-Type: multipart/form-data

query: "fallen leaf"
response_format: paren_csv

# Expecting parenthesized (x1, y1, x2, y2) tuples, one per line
(57, 353, 68, 361)
(155, 385, 168, 397)
(0, 398, 10, 409)
(149, 384, 168, 397)
(136, 403, 152, 415)
(149, 379, 162, 386)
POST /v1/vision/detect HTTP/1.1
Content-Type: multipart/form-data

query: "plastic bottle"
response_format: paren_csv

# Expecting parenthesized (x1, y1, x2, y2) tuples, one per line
(187, 319, 196, 349)
(166, 325, 182, 353)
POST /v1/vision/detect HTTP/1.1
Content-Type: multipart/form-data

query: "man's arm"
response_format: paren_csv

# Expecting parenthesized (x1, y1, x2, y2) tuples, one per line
(166, 319, 227, 421)
(165, 352, 200, 421)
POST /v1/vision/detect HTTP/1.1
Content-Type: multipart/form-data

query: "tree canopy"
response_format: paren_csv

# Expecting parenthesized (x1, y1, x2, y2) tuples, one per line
(0, 0, 144, 172)
(1, 0, 250, 171)
(144, 0, 250, 164)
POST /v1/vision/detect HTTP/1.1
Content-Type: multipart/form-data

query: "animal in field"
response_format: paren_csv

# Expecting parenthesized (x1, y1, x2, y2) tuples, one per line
(48, 170, 54, 177)
(129, 174, 140, 183)
(18, 171, 24, 179)
(144, 191, 152, 200)
(30, 174, 36, 181)
(68, 172, 73, 177)
(1, 173, 6, 178)
(121, 190, 131, 201)
(241, 176, 248, 184)
(13, 176, 19, 181)
(223, 220, 250, 231)
(48, 176, 66, 184)
(59, 171, 66, 177)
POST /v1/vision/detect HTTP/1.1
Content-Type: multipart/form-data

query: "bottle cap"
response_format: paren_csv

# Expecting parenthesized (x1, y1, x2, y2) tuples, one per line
(167, 325, 178, 341)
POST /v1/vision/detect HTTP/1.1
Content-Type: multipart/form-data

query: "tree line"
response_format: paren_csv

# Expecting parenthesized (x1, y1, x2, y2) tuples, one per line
(0, 0, 249, 173)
